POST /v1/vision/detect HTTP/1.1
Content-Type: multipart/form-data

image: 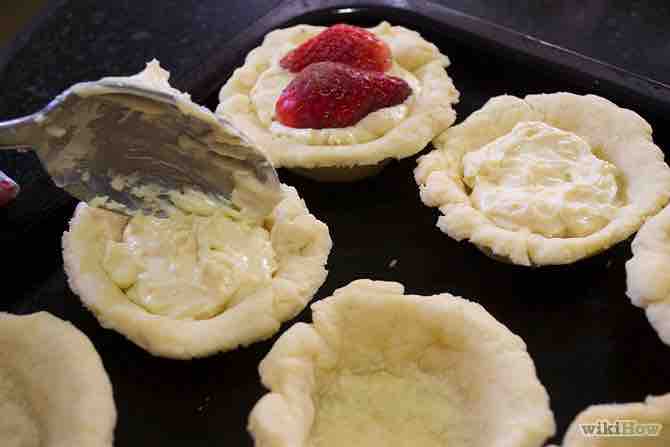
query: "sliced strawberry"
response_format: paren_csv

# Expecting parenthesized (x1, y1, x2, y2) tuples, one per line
(0, 171, 19, 207)
(275, 62, 411, 129)
(280, 24, 392, 73)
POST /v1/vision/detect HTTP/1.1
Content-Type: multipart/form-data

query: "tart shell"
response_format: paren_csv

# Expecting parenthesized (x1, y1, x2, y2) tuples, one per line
(248, 279, 555, 447)
(626, 203, 670, 346)
(0, 312, 116, 447)
(416, 93, 670, 266)
(562, 394, 670, 446)
(217, 22, 459, 176)
(62, 185, 332, 359)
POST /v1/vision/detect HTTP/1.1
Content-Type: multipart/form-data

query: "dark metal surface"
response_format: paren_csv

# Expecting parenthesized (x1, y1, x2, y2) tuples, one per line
(3, 2, 670, 446)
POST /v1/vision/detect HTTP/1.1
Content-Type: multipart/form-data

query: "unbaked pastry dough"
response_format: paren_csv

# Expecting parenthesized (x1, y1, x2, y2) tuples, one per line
(217, 22, 459, 168)
(562, 394, 670, 446)
(248, 279, 555, 447)
(626, 203, 670, 346)
(62, 185, 332, 359)
(416, 93, 670, 265)
(0, 312, 116, 447)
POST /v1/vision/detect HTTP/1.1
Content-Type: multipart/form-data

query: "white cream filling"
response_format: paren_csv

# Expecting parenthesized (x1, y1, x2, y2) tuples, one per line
(463, 121, 622, 238)
(249, 39, 421, 146)
(102, 197, 276, 320)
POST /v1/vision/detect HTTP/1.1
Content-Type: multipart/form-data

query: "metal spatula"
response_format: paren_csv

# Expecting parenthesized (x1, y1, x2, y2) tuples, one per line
(0, 80, 280, 218)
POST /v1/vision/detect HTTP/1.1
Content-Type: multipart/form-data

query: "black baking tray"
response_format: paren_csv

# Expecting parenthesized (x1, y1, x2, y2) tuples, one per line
(3, 1, 670, 445)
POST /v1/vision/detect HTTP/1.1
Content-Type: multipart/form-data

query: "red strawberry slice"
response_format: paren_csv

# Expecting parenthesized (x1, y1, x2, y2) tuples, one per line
(275, 62, 411, 129)
(280, 24, 392, 73)
(0, 172, 19, 207)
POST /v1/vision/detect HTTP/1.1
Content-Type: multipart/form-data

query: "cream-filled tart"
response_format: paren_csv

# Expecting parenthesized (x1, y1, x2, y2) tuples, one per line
(217, 22, 459, 181)
(626, 203, 670, 346)
(562, 393, 670, 446)
(248, 279, 555, 447)
(416, 93, 670, 266)
(63, 184, 331, 359)
(62, 61, 332, 359)
(0, 312, 116, 447)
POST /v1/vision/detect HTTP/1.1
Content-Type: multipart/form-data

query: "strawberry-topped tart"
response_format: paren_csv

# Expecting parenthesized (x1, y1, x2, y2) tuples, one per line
(217, 22, 459, 181)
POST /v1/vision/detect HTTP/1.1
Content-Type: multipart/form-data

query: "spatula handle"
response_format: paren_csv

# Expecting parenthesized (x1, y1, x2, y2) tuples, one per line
(0, 115, 39, 151)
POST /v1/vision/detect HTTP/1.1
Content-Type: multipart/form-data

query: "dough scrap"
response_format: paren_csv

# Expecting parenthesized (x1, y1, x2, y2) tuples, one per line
(62, 185, 332, 359)
(416, 93, 670, 265)
(217, 22, 459, 168)
(248, 279, 555, 447)
(562, 394, 670, 446)
(626, 203, 670, 345)
(0, 312, 116, 447)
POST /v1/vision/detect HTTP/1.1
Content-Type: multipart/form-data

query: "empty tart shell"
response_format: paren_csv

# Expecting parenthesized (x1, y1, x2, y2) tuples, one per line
(415, 93, 670, 266)
(217, 22, 459, 182)
(248, 279, 555, 447)
(562, 393, 670, 446)
(626, 203, 670, 346)
(0, 312, 116, 447)
(62, 185, 331, 359)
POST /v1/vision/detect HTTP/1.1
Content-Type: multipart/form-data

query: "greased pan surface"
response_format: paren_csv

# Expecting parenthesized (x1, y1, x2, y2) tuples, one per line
(4, 2, 670, 446)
